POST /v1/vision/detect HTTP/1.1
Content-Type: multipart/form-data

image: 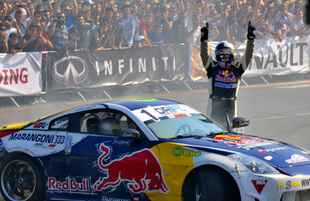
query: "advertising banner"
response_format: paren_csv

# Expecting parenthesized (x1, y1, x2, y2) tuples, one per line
(0, 52, 42, 97)
(199, 35, 310, 78)
(47, 45, 186, 91)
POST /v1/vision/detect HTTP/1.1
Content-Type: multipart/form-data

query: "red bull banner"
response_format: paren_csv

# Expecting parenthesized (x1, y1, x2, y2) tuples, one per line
(0, 52, 42, 97)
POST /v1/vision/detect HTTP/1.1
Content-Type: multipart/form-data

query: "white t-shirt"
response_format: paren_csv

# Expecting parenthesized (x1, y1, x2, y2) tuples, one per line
(5, 28, 17, 42)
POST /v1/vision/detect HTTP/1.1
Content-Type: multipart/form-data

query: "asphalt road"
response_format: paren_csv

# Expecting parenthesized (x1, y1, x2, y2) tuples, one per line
(0, 80, 310, 200)
(1, 80, 310, 149)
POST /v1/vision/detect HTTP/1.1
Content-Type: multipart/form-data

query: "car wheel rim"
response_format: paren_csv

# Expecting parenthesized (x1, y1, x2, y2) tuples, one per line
(1, 160, 36, 200)
(195, 176, 203, 201)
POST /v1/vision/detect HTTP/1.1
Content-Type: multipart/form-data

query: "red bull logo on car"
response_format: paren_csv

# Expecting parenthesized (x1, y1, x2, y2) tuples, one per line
(94, 143, 169, 194)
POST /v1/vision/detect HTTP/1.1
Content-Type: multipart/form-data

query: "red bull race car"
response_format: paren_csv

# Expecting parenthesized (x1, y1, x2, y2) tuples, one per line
(0, 98, 310, 201)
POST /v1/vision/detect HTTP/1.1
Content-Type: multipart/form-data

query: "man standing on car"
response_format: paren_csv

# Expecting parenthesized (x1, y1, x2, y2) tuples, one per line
(200, 21, 256, 127)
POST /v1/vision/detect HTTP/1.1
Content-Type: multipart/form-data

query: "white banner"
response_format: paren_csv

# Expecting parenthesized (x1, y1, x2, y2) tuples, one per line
(0, 52, 42, 97)
(193, 35, 310, 79)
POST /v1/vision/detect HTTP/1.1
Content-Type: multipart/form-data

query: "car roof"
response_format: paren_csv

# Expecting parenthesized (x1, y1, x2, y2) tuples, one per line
(102, 98, 182, 111)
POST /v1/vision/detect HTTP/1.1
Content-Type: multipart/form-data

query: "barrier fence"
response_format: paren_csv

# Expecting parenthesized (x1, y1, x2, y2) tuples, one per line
(0, 35, 309, 106)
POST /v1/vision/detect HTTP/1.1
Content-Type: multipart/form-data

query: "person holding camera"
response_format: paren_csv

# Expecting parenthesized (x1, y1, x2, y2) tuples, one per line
(22, 23, 39, 52)
(48, 12, 68, 51)
(200, 21, 256, 127)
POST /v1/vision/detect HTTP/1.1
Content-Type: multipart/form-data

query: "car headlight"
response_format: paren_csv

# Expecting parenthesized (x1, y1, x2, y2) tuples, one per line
(228, 154, 279, 174)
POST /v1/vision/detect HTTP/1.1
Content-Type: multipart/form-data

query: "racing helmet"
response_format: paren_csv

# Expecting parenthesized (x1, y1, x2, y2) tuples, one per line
(99, 117, 121, 135)
(215, 42, 236, 68)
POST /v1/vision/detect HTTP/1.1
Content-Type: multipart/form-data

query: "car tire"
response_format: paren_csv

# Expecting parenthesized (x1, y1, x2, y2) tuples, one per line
(0, 154, 46, 201)
(182, 166, 241, 201)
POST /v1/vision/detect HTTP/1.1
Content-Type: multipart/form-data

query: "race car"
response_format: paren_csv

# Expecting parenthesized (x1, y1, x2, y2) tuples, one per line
(0, 98, 310, 201)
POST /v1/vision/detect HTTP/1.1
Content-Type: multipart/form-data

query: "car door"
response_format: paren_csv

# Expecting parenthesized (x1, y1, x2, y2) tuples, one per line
(60, 109, 166, 201)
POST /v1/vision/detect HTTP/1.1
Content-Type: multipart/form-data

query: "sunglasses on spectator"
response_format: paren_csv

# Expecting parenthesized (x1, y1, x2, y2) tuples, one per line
(64, 9, 71, 12)
(0, 28, 5, 31)
(57, 16, 65, 19)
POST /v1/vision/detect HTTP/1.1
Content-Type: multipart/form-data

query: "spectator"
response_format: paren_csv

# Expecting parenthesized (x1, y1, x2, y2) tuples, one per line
(148, 24, 164, 45)
(139, 13, 152, 39)
(226, 8, 238, 43)
(27, 2, 34, 16)
(8, 1, 30, 26)
(15, 10, 26, 36)
(184, 13, 200, 46)
(8, 32, 21, 53)
(215, 2, 225, 16)
(0, 0, 7, 19)
(36, 25, 53, 52)
(40, 16, 49, 32)
(101, 7, 116, 33)
(22, 23, 39, 52)
(118, 4, 139, 48)
(4, 15, 21, 41)
(132, 35, 152, 49)
(27, 10, 42, 28)
(265, 6, 276, 27)
(71, 15, 92, 49)
(42, 10, 51, 24)
(53, 0, 78, 28)
(170, 11, 185, 44)
(287, 10, 305, 37)
(81, 2, 92, 22)
(35, 4, 45, 13)
(48, 12, 68, 51)
(272, 21, 287, 42)
(65, 26, 78, 52)
(274, 3, 293, 27)
(89, 20, 112, 50)
(156, 5, 173, 44)
(0, 23, 8, 52)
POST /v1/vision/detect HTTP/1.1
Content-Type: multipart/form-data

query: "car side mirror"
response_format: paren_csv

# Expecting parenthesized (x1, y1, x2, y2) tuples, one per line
(232, 117, 250, 128)
(118, 128, 141, 139)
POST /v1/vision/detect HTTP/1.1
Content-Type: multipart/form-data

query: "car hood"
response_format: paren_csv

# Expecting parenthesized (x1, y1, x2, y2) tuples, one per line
(169, 133, 310, 176)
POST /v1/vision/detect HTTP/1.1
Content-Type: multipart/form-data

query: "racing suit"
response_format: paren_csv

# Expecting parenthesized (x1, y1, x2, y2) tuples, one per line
(200, 40, 255, 127)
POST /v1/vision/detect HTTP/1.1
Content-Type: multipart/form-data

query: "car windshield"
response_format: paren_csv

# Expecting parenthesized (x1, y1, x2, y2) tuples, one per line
(145, 114, 225, 139)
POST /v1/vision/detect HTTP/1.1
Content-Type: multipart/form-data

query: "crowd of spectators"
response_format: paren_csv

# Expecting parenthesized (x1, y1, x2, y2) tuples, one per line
(0, 0, 308, 53)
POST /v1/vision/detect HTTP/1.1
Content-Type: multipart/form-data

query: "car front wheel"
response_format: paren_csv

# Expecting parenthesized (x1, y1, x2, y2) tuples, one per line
(0, 154, 46, 201)
(182, 166, 241, 201)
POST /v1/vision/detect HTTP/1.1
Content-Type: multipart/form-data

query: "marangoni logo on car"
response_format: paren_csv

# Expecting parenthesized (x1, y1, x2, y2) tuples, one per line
(94, 143, 169, 194)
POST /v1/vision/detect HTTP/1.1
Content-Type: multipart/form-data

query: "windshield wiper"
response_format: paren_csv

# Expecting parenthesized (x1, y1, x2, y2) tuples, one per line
(174, 134, 203, 139)
(206, 131, 228, 136)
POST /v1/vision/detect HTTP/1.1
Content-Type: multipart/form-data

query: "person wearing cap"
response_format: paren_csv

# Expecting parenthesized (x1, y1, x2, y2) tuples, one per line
(0, 23, 8, 53)
(8, 32, 22, 53)
(131, 35, 151, 49)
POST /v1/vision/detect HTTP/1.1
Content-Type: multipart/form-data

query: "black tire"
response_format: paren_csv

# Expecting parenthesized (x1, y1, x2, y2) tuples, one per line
(182, 166, 241, 201)
(0, 154, 46, 201)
